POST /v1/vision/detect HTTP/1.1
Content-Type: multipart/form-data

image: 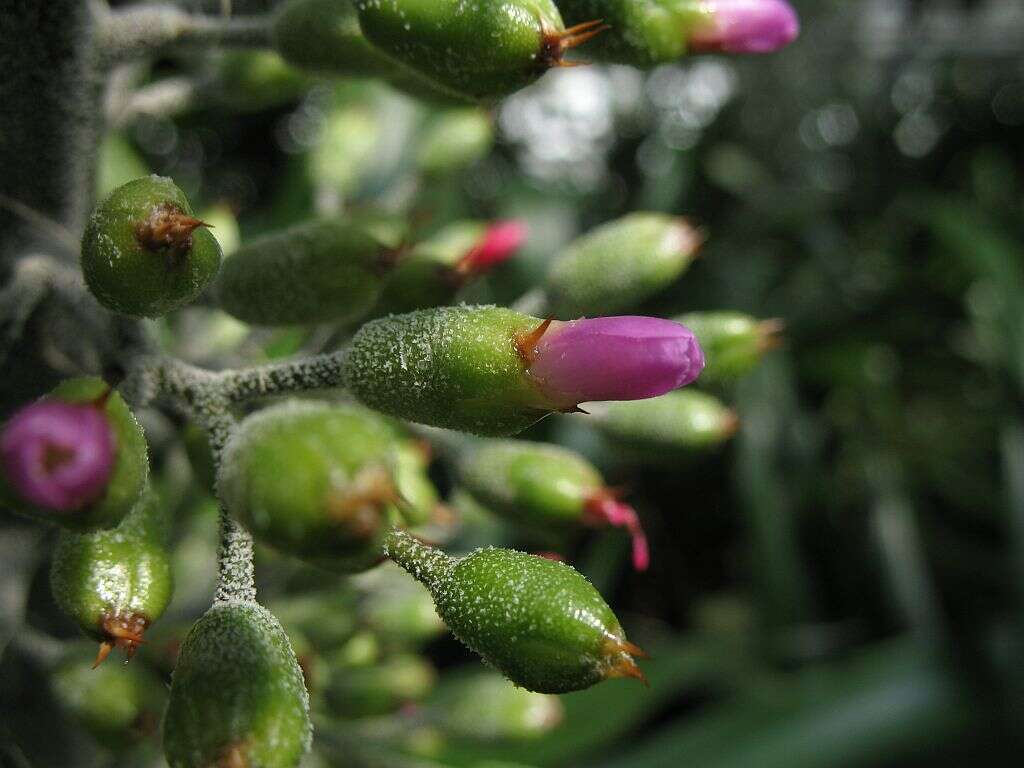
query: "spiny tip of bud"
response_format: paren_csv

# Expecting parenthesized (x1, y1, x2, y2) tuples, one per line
(93, 614, 149, 668)
(326, 465, 398, 538)
(134, 202, 209, 256)
(514, 316, 555, 366)
(540, 20, 610, 68)
(601, 636, 649, 686)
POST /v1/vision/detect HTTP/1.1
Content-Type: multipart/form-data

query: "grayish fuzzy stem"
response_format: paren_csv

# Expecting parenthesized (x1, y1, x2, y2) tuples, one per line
(108, 75, 205, 128)
(219, 350, 349, 402)
(97, 4, 273, 64)
(382, 529, 454, 594)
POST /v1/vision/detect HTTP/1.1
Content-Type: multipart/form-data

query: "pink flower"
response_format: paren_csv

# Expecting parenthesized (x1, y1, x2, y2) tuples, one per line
(455, 220, 528, 276)
(1, 400, 115, 511)
(690, 0, 800, 54)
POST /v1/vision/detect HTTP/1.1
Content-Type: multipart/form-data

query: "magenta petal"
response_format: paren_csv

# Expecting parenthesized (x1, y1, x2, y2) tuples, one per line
(0, 401, 115, 511)
(527, 316, 704, 407)
(690, 0, 800, 54)
(459, 220, 528, 274)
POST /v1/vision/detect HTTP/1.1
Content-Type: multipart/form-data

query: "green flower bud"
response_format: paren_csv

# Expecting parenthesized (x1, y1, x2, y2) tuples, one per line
(273, 0, 403, 78)
(50, 488, 173, 667)
(215, 217, 402, 326)
(677, 311, 782, 383)
(215, 50, 312, 112)
(1, 378, 149, 532)
(354, 0, 606, 102)
(359, 563, 445, 643)
(430, 670, 563, 740)
(343, 306, 550, 436)
(589, 390, 738, 455)
(383, 530, 646, 693)
(163, 602, 312, 768)
(220, 401, 429, 572)
(416, 109, 495, 176)
(545, 214, 701, 316)
(81, 176, 222, 318)
(325, 653, 436, 718)
(53, 643, 166, 749)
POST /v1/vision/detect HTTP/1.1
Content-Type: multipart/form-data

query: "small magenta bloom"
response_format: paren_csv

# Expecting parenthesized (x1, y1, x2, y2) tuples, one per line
(520, 316, 705, 409)
(456, 220, 528, 276)
(0, 400, 115, 511)
(690, 0, 800, 54)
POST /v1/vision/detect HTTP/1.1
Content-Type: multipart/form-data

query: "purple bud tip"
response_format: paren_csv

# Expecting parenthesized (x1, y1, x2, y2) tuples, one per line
(456, 220, 528, 276)
(0, 400, 115, 511)
(690, 0, 800, 54)
(523, 316, 705, 408)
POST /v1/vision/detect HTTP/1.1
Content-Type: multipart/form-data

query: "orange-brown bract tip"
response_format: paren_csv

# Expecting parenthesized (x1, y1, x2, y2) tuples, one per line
(92, 641, 114, 669)
(89, 386, 113, 410)
(93, 614, 150, 667)
(134, 202, 210, 256)
(514, 316, 555, 366)
(218, 743, 249, 768)
(540, 19, 610, 68)
(721, 410, 741, 439)
(757, 318, 786, 352)
(326, 465, 397, 536)
(602, 636, 650, 685)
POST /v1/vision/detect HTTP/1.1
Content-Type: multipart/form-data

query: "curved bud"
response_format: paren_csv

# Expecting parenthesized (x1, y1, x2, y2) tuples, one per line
(325, 653, 437, 718)
(589, 390, 738, 456)
(273, 0, 402, 78)
(220, 401, 432, 573)
(1, 378, 148, 532)
(354, 0, 605, 102)
(430, 670, 563, 740)
(546, 213, 701, 316)
(416, 108, 495, 176)
(163, 602, 311, 768)
(216, 216, 405, 326)
(81, 176, 222, 317)
(677, 311, 782, 383)
(383, 529, 647, 693)
(50, 488, 173, 667)
(459, 440, 648, 570)
(689, 0, 800, 54)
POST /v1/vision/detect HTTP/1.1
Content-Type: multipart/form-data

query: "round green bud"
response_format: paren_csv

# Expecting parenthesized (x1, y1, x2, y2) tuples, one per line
(0, 377, 149, 532)
(50, 488, 173, 666)
(384, 530, 646, 693)
(214, 50, 313, 112)
(458, 440, 602, 527)
(220, 401, 428, 572)
(545, 213, 701, 317)
(354, 0, 595, 102)
(81, 176, 222, 318)
(416, 109, 495, 176)
(677, 311, 781, 383)
(215, 217, 401, 326)
(325, 653, 436, 718)
(555, 0, 707, 66)
(589, 390, 738, 455)
(163, 602, 312, 768)
(343, 306, 551, 436)
(53, 643, 166, 749)
(430, 670, 563, 740)
(273, 0, 403, 78)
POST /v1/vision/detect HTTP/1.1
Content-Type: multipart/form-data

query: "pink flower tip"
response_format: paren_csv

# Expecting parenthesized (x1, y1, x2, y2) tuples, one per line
(456, 220, 528, 276)
(584, 492, 649, 572)
(0, 400, 115, 511)
(519, 316, 705, 409)
(690, 0, 800, 54)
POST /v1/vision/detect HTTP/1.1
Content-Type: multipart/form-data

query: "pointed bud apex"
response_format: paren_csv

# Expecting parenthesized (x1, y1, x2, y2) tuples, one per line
(689, 0, 799, 54)
(456, 220, 528, 276)
(384, 529, 645, 693)
(523, 316, 705, 408)
(1, 401, 114, 512)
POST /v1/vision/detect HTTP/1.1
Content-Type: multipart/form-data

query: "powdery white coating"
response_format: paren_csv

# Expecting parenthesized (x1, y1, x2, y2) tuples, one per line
(163, 602, 312, 768)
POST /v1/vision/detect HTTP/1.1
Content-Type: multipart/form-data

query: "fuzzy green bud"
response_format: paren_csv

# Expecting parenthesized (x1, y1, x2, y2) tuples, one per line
(677, 311, 781, 383)
(163, 602, 312, 768)
(50, 488, 173, 667)
(220, 401, 432, 572)
(354, 0, 604, 102)
(81, 176, 222, 317)
(216, 217, 404, 326)
(1, 378, 149, 532)
(545, 213, 701, 316)
(325, 653, 437, 717)
(383, 530, 646, 693)
(589, 390, 738, 455)
(430, 670, 563, 740)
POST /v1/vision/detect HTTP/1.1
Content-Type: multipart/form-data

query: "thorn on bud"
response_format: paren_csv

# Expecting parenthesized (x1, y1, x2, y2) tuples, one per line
(134, 202, 209, 259)
(540, 20, 610, 68)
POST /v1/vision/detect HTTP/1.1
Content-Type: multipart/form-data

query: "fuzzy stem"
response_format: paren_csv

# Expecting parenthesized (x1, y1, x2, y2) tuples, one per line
(97, 5, 273, 64)
(382, 529, 454, 594)
(219, 350, 348, 402)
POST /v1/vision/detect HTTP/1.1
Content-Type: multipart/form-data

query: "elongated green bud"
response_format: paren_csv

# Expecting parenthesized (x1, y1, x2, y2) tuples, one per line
(677, 311, 781, 383)
(216, 217, 405, 326)
(589, 390, 738, 454)
(383, 530, 646, 693)
(354, 0, 606, 102)
(163, 602, 312, 768)
(220, 401, 433, 572)
(546, 213, 701, 316)
(273, 0, 402, 78)
(429, 671, 563, 740)
(1, 377, 149, 532)
(325, 653, 437, 717)
(81, 176, 222, 317)
(416, 109, 495, 175)
(50, 488, 173, 667)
